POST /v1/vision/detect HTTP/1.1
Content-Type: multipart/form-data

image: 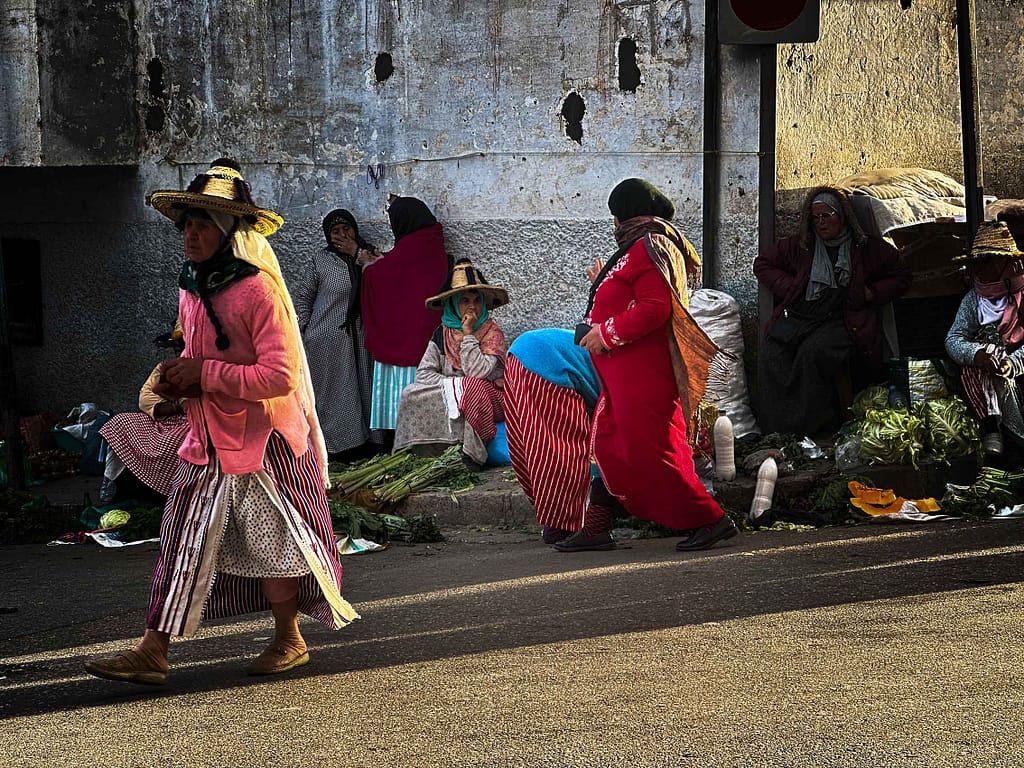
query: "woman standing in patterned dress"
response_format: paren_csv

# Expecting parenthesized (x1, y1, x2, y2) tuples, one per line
(84, 159, 357, 686)
(295, 209, 379, 462)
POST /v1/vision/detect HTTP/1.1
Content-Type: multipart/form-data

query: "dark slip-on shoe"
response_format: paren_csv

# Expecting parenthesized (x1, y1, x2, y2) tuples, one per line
(675, 515, 738, 552)
(554, 530, 616, 552)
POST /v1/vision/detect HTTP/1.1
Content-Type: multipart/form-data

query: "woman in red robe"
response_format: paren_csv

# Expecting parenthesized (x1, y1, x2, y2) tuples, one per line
(559, 178, 738, 552)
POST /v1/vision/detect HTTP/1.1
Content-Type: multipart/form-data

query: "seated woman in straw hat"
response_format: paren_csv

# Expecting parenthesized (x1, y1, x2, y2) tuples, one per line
(84, 158, 357, 686)
(393, 259, 509, 465)
(946, 216, 1024, 463)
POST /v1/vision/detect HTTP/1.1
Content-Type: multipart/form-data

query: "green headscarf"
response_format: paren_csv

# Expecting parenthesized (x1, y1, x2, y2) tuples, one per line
(441, 291, 489, 331)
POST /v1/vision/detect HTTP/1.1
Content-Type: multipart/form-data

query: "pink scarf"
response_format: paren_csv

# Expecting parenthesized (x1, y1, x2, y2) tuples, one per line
(974, 272, 1024, 346)
(442, 320, 506, 372)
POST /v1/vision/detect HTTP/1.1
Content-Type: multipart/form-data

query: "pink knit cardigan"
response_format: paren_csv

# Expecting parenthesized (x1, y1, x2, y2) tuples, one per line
(177, 272, 311, 474)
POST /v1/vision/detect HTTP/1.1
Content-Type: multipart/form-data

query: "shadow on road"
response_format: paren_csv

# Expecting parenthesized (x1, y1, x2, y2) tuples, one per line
(2, 520, 1022, 718)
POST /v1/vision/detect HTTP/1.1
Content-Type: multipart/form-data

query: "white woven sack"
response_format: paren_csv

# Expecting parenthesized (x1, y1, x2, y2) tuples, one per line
(689, 288, 760, 437)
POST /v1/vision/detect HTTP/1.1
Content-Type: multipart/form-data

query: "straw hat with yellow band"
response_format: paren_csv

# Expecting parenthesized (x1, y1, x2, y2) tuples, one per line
(954, 220, 1024, 262)
(147, 163, 284, 236)
(426, 259, 509, 311)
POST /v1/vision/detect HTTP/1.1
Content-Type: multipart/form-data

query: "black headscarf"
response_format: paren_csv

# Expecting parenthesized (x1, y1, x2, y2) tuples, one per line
(178, 221, 259, 350)
(607, 178, 675, 222)
(322, 208, 374, 253)
(388, 197, 437, 242)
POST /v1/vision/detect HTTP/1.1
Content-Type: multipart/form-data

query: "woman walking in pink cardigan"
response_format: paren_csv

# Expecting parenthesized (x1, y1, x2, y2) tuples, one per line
(84, 160, 357, 686)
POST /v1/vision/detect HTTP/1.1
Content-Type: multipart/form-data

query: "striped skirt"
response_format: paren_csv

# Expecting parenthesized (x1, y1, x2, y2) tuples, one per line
(370, 362, 417, 430)
(504, 355, 592, 531)
(146, 432, 359, 637)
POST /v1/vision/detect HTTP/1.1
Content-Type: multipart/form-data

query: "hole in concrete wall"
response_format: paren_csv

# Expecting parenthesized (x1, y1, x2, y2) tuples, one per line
(560, 92, 585, 144)
(617, 38, 641, 92)
(375, 52, 395, 82)
(147, 58, 165, 99)
(146, 105, 166, 132)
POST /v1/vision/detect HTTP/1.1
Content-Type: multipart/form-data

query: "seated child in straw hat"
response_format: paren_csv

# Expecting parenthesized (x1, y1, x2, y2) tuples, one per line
(393, 259, 509, 464)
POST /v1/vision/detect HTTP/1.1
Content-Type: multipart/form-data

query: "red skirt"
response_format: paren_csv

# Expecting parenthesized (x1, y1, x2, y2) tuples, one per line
(591, 331, 722, 529)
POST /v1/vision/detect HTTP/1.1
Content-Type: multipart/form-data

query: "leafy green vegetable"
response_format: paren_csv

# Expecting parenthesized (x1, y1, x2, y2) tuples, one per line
(918, 397, 980, 464)
(941, 466, 1024, 519)
(851, 386, 888, 418)
(855, 407, 926, 468)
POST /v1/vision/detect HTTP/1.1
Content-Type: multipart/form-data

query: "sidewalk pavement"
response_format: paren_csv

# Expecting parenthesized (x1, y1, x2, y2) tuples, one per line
(23, 454, 982, 531)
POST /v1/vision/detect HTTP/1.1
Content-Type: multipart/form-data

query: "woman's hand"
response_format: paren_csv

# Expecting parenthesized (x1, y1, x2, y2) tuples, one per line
(578, 326, 609, 355)
(330, 228, 358, 256)
(157, 358, 204, 398)
(461, 307, 479, 334)
(356, 247, 381, 266)
(974, 347, 1002, 375)
(586, 258, 605, 284)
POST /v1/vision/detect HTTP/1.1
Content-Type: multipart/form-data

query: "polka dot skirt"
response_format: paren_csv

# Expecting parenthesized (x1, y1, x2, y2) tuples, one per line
(217, 473, 310, 578)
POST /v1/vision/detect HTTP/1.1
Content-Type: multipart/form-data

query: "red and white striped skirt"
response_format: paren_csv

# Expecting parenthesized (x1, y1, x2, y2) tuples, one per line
(504, 355, 591, 531)
(146, 432, 356, 637)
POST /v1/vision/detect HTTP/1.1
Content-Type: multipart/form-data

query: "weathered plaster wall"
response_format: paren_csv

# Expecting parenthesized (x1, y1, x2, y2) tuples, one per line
(775, 0, 1024, 226)
(1, 0, 138, 165)
(1, 0, 766, 415)
(0, 0, 41, 164)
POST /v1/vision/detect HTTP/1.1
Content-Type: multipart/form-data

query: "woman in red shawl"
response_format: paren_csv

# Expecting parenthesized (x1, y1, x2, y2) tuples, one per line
(393, 259, 508, 463)
(360, 196, 450, 442)
(557, 178, 738, 552)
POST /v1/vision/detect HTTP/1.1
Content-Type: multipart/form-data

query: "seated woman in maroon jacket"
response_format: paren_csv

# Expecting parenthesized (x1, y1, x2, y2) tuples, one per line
(753, 185, 911, 436)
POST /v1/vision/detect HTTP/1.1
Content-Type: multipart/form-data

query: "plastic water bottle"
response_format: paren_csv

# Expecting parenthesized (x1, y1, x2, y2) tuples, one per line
(887, 384, 909, 409)
(713, 410, 736, 481)
(749, 452, 778, 522)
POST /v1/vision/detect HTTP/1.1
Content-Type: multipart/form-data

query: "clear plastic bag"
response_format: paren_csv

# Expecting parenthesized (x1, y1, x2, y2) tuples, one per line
(835, 435, 863, 471)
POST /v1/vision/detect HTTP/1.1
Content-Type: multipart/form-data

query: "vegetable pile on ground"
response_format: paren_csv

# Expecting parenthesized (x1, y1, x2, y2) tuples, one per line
(327, 446, 478, 544)
(746, 472, 874, 530)
(733, 432, 833, 476)
(109, 502, 164, 541)
(0, 489, 82, 544)
(942, 466, 1024, 519)
(850, 393, 980, 468)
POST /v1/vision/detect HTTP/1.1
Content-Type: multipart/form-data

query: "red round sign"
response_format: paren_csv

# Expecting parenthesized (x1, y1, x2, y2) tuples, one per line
(731, 0, 806, 31)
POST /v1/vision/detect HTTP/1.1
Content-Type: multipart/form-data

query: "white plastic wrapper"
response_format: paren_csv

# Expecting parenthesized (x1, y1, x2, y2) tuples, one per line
(689, 289, 760, 437)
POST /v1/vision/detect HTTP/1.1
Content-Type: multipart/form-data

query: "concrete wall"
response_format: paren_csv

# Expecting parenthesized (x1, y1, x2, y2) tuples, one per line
(0, 0, 137, 165)
(775, 0, 1024, 226)
(0, 1, 766, 416)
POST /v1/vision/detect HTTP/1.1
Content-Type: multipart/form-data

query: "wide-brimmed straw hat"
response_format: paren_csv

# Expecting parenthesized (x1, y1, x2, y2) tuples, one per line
(954, 220, 1024, 262)
(147, 161, 284, 236)
(426, 259, 509, 311)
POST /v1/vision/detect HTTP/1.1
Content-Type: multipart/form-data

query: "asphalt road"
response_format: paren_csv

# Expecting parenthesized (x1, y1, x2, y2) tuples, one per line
(1, 520, 1023, 767)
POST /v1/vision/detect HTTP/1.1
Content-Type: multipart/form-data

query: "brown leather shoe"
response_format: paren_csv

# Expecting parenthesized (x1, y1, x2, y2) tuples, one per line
(246, 644, 310, 676)
(84, 650, 168, 686)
